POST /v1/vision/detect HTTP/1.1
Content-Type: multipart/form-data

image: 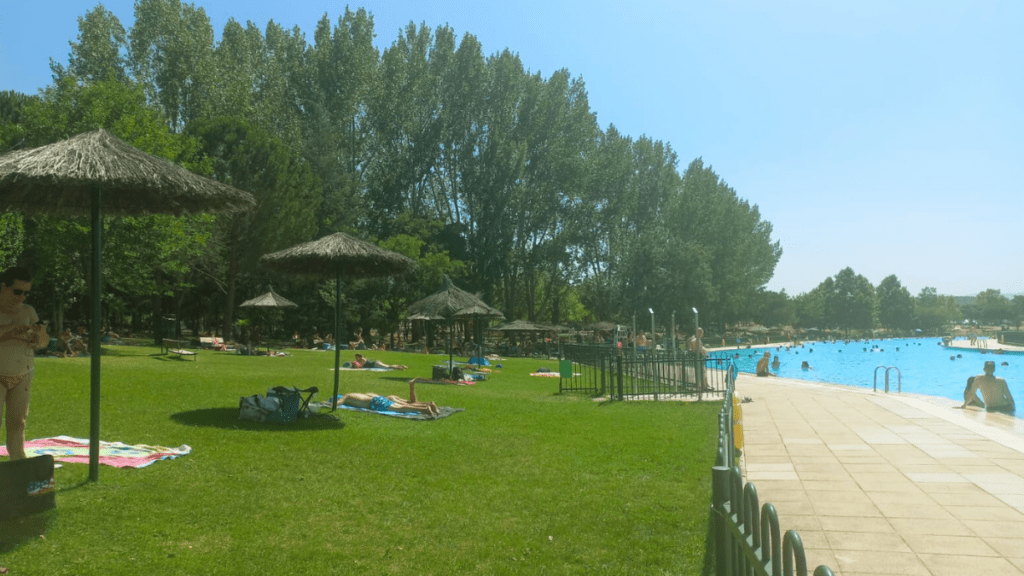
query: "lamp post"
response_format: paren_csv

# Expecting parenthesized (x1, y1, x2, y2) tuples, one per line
(693, 307, 699, 341)
(649, 308, 655, 350)
(671, 310, 676, 360)
(632, 312, 637, 360)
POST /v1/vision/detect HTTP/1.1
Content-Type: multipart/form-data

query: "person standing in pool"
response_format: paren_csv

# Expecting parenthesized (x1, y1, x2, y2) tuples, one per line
(756, 351, 775, 376)
(962, 361, 1015, 414)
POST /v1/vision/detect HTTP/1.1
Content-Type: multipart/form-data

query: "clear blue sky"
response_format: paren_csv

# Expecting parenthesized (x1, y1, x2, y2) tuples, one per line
(3, 1, 1022, 297)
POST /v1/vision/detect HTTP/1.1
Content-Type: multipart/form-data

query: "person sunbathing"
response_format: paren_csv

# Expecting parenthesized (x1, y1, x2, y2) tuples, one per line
(339, 392, 439, 417)
(350, 353, 407, 370)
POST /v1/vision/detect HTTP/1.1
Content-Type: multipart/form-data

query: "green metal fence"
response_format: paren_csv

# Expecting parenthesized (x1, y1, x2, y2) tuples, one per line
(558, 345, 733, 400)
(711, 372, 836, 576)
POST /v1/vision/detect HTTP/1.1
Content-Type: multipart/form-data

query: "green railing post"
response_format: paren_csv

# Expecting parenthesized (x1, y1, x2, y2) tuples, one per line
(712, 465, 732, 576)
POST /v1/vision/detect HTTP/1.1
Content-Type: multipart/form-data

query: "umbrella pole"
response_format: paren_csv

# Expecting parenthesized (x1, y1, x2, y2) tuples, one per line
(332, 271, 342, 410)
(89, 186, 102, 482)
(449, 319, 454, 376)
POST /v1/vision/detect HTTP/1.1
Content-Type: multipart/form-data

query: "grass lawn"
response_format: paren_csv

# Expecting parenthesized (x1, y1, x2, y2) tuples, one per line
(1, 346, 720, 575)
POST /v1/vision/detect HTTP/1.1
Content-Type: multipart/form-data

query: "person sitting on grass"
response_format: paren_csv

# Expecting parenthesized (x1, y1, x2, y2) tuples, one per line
(962, 361, 1015, 414)
(350, 353, 407, 370)
(339, 382, 438, 416)
(756, 351, 776, 376)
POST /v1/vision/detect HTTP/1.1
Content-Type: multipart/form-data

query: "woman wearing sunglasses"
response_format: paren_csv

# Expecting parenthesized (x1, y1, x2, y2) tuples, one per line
(0, 267, 48, 460)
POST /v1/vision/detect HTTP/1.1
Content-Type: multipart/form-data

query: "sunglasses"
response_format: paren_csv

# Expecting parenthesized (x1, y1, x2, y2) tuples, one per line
(12, 289, 30, 297)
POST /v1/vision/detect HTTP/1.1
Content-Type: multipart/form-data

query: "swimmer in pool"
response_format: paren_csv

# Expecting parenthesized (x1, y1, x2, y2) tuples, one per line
(756, 351, 775, 376)
(961, 361, 1015, 414)
(801, 361, 811, 370)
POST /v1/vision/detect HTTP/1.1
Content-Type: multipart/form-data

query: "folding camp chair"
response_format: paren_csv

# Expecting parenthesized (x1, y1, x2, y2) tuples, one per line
(266, 386, 319, 422)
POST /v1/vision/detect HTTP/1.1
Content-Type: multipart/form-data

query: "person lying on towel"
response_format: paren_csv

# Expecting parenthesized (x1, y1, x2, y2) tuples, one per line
(340, 393, 439, 417)
(349, 352, 407, 370)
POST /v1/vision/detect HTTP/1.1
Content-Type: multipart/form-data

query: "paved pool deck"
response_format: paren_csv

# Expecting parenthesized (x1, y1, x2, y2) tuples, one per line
(736, 373, 1024, 576)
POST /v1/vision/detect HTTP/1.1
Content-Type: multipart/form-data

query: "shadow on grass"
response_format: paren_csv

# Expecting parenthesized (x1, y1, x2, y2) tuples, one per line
(0, 509, 57, 554)
(702, 505, 716, 576)
(169, 408, 346, 432)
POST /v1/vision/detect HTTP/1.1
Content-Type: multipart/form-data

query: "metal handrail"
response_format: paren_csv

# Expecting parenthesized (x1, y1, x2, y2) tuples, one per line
(872, 365, 902, 393)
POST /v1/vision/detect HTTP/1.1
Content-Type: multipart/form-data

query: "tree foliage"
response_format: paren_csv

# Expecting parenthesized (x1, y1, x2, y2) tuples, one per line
(3, 4, 786, 340)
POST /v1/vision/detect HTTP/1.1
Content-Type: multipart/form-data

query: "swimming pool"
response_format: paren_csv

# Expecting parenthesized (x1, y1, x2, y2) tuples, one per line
(718, 337, 1024, 409)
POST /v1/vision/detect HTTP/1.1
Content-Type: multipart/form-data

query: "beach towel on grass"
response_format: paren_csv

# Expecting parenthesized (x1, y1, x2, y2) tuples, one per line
(530, 372, 581, 377)
(317, 399, 463, 420)
(0, 436, 191, 468)
(331, 367, 391, 372)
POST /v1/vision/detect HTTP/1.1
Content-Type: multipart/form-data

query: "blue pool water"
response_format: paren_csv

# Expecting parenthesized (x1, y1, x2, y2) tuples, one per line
(717, 337, 1024, 407)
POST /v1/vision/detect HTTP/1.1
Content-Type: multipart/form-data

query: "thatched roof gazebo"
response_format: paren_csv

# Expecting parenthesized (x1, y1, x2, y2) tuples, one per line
(0, 129, 255, 215)
(238, 287, 299, 309)
(407, 275, 501, 369)
(0, 129, 256, 481)
(261, 232, 417, 409)
(239, 286, 299, 354)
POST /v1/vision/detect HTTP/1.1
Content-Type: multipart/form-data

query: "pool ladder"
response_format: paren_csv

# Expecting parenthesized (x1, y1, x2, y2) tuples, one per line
(873, 365, 901, 393)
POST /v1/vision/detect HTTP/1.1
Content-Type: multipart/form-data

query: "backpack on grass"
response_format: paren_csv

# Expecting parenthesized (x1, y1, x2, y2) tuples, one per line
(0, 455, 56, 521)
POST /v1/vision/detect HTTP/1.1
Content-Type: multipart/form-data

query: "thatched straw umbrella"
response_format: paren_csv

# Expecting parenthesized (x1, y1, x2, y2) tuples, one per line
(260, 232, 416, 409)
(0, 129, 256, 481)
(239, 286, 298, 354)
(407, 275, 501, 370)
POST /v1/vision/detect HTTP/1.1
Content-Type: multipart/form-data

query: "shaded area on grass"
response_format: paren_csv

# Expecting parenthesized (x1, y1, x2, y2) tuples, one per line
(169, 407, 345, 431)
(0, 510, 57, 555)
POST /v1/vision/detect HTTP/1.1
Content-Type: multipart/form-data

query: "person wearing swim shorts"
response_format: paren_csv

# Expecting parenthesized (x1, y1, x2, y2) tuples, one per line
(340, 382, 439, 416)
(962, 361, 1014, 414)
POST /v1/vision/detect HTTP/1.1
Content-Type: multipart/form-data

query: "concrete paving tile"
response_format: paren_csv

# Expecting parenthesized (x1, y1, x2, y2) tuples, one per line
(811, 500, 883, 518)
(1010, 558, 1024, 573)
(803, 549, 841, 574)
(855, 480, 920, 492)
(887, 517, 974, 536)
(743, 455, 796, 464)
(864, 491, 933, 505)
(981, 536, 1024, 557)
(801, 480, 863, 492)
(775, 514, 823, 533)
(943, 505, 1024, 522)
(835, 454, 889, 464)
(791, 455, 842, 465)
(783, 437, 825, 444)
(752, 489, 810, 503)
(843, 463, 899, 473)
(847, 471, 908, 483)
(876, 502, 955, 519)
(909, 482, 982, 493)
(995, 494, 1024, 511)
(905, 472, 968, 483)
(745, 462, 796, 472)
(825, 530, 912, 552)
(818, 516, 895, 533)
(962, 519, 1024, 537)
(928, 491, 1004, 507)
(975, 483, 1024, 495)
(962, 472, 1024, 485)
(828, 444, 873, 451)
(798, 470, 855, 481)
(805, 490, 876, 505)
(750, 479, 804, 492)
(833, 550, 930, 575)
(901, 534, 999, 556)
(746, 470, 801, 481)
(918, 554, 1024, 576)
